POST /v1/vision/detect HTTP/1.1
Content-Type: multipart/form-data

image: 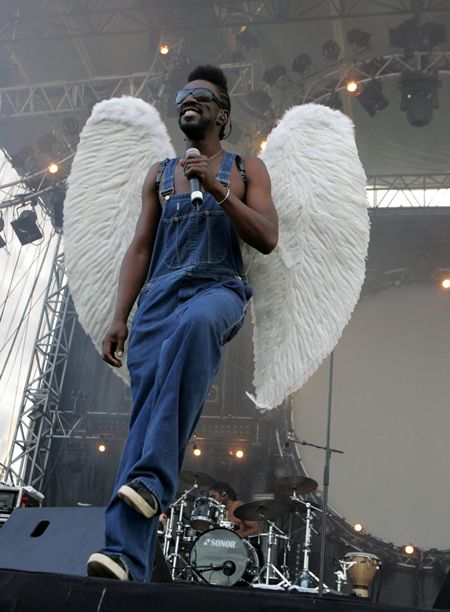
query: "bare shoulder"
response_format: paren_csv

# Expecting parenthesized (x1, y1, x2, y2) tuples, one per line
(142, 161, 161, 193)
(241, 156, 270, 180)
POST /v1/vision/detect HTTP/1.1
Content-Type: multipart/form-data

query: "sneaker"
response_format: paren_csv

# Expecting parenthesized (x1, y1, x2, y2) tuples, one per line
(87, 552, 130, 580)
(117, 480, 158, 518)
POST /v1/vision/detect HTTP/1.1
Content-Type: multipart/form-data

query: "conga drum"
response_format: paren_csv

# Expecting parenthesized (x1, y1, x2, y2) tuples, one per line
(344, 552, 380, 597)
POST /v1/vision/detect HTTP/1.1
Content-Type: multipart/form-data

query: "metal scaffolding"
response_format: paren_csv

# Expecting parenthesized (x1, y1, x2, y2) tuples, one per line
(0, 62, 255, 119)
(1, 0, 449, 42)
(4, 235, 77, 489)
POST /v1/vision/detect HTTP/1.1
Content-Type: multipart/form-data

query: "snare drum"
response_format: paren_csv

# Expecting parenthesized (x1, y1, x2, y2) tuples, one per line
(344, 552, 381, 597)
(190, 496, 220, 532)
(189, 527, 259, 586)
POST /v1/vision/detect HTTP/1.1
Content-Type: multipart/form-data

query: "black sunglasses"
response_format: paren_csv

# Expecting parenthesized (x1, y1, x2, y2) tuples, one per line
(175, 87, 224, 107)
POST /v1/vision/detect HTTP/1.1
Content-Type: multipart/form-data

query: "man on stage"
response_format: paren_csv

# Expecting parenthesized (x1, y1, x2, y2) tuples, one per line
(87, 64, 278, 582)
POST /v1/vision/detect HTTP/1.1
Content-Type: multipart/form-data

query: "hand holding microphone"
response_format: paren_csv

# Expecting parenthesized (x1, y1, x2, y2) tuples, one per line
(185, 147, 203, 205)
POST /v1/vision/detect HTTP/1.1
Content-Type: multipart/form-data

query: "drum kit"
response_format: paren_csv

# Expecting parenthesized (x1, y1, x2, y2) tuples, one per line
(159, 470, 380, 595)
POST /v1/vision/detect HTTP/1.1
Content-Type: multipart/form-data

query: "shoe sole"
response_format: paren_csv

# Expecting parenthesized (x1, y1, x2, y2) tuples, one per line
(87, 553, 129, 581)
(117, 484, 157, 519)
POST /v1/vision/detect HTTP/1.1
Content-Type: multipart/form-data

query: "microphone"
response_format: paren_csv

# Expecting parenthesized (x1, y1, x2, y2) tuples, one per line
(222, 560, 236, 576)
(185, 147, 203, 205)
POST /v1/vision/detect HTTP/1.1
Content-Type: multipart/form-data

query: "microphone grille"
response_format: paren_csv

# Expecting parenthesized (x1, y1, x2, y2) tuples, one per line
(186, 147, 201, 157)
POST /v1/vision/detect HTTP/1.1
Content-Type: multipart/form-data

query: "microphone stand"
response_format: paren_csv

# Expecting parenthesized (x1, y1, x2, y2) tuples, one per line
(285, 353, 342, 596)
(319, 350, 334, 597)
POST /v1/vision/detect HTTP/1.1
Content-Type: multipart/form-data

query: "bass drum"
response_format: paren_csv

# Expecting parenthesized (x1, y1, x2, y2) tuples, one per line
(189, 527, 259, 586)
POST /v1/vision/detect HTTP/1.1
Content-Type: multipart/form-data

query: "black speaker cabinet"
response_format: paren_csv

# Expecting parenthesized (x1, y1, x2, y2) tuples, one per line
(0, 506, 105, 576)
(0, 506, 171, 582)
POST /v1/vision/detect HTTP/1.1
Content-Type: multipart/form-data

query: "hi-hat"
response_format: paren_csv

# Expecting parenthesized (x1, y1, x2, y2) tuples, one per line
(234, 499, 292, 521)
(273, 476, 318, 495)
(180, 471, 215, 487)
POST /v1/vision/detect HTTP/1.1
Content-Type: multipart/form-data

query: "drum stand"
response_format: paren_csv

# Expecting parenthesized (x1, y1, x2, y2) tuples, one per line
(165, 484, 197, 580)
(254, 520, 291, 589)
(335, 559, 356, 593)
(291, 500, 330, 593)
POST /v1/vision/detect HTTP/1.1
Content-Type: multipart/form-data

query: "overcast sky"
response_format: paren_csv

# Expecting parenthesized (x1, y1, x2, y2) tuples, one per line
(0, 151, 56, 474)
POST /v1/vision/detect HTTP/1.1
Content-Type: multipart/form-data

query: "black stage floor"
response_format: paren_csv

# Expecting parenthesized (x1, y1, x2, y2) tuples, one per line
(0, 569, 443, 612)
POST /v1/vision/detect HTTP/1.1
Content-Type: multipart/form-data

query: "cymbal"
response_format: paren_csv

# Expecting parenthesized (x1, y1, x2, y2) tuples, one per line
(180, 470, 215, 487)
(234, 499, 292, 521)
(273, 476, 318, 495)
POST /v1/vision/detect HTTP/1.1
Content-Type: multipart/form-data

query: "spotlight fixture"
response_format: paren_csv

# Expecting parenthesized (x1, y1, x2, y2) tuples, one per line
(192, 443, 202, 457)
(441, 278, 450, 289)
(323, 91, 343, 110)
(345, 79, 359, 94)
(235, 449, 245, 459)
(347, 28, 371, 49)
(63, 116, 80, 137)
(262, 64, 287, 86)
(47, 162, 59, 174)
(400, 71, 440, 127)
(43, 189, 65, 232)
(292, 54, 312, 75)
(244, 90, 272, 115)
(356, 80, 389, 116)
(159, 43, 170, 55)
(389, 18, 446, 53)
(404, 544, 415, 555)
(236, 26, 258, 50)
(322, 40, 340, 61)
(98, 443, 107, 453)
(11, 209, 43, 245)
(353, 522, 364, 533)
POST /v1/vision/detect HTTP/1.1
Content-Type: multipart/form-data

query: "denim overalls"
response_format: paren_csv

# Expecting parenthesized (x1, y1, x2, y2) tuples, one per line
(102, 152, 252, 581)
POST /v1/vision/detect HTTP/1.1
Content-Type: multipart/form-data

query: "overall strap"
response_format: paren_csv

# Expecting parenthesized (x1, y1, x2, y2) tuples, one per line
(158, 158, 178, 200)
(216, 152, 236, 187)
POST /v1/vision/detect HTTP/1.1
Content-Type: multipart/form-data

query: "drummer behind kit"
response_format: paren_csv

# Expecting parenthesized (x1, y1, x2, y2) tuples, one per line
(159, 471, 380, 595)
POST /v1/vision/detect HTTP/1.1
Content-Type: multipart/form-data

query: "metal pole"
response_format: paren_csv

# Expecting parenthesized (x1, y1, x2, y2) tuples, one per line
(319, 350, 334, 596)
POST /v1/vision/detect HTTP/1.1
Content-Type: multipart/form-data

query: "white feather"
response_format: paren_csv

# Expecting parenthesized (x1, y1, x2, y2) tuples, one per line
(245, 103, 370, 408)
(64, 97, 175, 385)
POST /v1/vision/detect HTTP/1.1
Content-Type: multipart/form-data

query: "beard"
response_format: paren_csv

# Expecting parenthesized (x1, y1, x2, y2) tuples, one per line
(178, 114, 212, 141)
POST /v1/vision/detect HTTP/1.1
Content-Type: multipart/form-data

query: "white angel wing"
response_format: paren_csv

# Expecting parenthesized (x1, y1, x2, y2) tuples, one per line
(64, 97, 175, 384)
(245, 103, 370, 409)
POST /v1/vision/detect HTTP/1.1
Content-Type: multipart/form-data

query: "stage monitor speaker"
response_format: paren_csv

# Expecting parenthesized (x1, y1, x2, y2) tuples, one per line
(434, 570, 450, 609)
(0, 507, 171, 581)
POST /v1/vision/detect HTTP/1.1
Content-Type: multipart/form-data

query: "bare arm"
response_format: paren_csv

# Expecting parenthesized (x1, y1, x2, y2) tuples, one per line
(102, 162, 161, 367)
(181, 155, 278, 254)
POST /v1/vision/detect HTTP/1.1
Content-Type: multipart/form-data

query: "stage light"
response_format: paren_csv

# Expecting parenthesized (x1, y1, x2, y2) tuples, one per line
(292, 54, 312, 75)
(345, 80, 359, 94)
(400, 72, 440, 127)
(353, 522, 364, 533)
(322, 40, 340, 61)
(98, 443, 106, 453)
(193, 444, 202, 457)
(11, 209, 43, 245)
(235, 449, 245, 459)
(323, 91, 343, 110)
(244, 90, 272, 115)
(441, 278, 450, 289)
(404, 544, 415, 555)
(356, 80, 389, 116)
(347, 28, 371, 49)
(262, 64, 287, 86)
(236, 26, 258, 50)
(389, 18, 446, 53)
(48, 162, 59, 174)
(159, 43, 170, 55)
(63, 116, 80, 137)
